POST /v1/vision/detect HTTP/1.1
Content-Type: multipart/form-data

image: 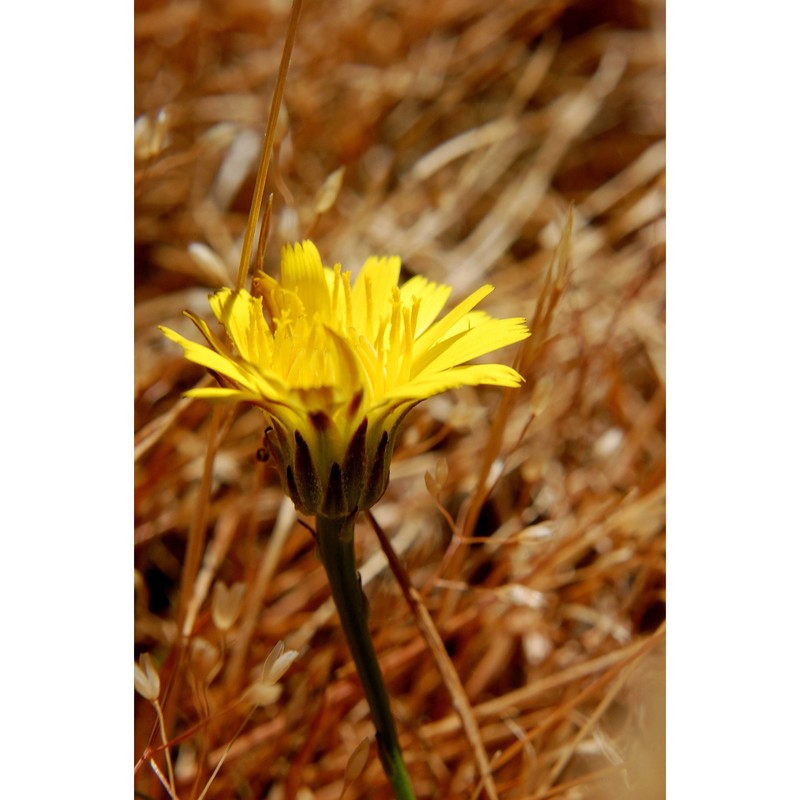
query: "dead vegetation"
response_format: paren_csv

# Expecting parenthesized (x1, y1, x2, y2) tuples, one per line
(134, 0, 665, 797)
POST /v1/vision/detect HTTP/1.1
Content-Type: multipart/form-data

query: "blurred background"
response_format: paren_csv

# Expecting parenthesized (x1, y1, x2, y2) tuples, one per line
(135, 0, 665, 797)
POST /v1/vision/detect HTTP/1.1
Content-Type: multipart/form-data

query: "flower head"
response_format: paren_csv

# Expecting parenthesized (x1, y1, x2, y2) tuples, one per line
(161, 241, 529, 516)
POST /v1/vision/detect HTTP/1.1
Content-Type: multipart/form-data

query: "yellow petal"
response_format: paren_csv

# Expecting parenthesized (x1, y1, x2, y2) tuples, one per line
(351, 255, 401, 340)
(412, 284, 494, 359)
(399, 275, 451, 336)
(161, 325, 294, 407)
(182, 309, 229, 355)
(381, 363, 524, 405)
(447, 309, 490, 335)
(209, 288, 273, 365)
(184, 387, 255, 402)
(280, 241, 331, 322)
(413, 317, 530, 377)
(160, 326, 254, 387)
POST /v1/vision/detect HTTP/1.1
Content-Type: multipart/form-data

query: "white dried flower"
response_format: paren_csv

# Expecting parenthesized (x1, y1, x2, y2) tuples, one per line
(262, 640, 300, 685)
(242, 681, 283, 707)
(211, 581, 247, 631)
(134, 652, 160, 701)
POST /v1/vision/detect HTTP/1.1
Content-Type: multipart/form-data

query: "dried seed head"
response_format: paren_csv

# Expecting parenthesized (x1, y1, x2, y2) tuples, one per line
(134, 108, 170, 160)
(425, 456, 449, 496)
(267, 649, 300, 684)
(262, 640, 299, 685)
(188, 243, 232, 286)
(242, 680, 283, 707)
(174, 743, 198, 784)
(189, 637, 221, 683)
(200, 121, 237, 149)
(314, 166, 345, 215)
(134, 652, 160, 701)
(497, 584, 547, 610)
(344, 736, 371, 783)
(211, 581, 247, 631)
(262, 640, 284, 676)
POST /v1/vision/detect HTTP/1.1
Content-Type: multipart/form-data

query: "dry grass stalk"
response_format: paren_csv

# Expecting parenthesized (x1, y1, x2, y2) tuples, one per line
(135, 0, 665, 797)
(368, 511, 499, 800)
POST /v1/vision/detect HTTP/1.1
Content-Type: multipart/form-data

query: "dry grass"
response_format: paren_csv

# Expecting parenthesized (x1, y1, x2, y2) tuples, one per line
(134, 0, 665, 797)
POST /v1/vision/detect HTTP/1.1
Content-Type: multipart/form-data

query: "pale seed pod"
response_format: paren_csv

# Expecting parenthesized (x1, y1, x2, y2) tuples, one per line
(344, 736, 371, 784)
(134, 652, 160, 701)
(211, 580, 247, 631)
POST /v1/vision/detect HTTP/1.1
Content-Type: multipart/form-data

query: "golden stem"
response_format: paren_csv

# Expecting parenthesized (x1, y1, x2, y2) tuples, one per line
(236, 0, 304, 290)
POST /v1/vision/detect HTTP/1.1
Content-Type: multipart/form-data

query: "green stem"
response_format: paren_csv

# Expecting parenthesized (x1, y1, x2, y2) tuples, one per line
(316, 514, 416, 799)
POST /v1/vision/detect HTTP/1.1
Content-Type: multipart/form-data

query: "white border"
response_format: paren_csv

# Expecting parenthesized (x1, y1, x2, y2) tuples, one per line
(2, 2, 131, 794)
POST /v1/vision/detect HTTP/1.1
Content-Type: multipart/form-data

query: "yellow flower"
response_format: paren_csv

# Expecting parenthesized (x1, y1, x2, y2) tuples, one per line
(161, 241, 530, 516)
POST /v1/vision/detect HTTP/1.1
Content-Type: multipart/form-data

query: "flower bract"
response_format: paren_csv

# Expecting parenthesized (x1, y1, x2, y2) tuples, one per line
(161, 241, 530, 516)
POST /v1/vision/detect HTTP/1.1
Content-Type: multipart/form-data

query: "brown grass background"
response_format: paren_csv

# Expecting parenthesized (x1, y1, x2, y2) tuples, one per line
(134, 0, 665, 797)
